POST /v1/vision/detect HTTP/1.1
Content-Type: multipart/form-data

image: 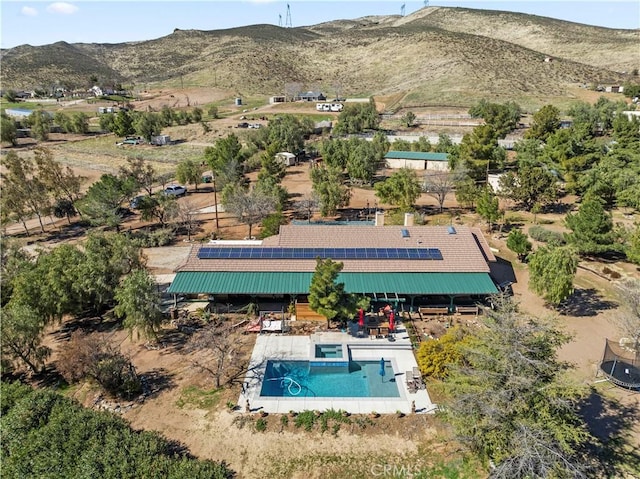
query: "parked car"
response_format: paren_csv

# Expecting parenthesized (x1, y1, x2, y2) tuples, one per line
(163, 185, 187, 197)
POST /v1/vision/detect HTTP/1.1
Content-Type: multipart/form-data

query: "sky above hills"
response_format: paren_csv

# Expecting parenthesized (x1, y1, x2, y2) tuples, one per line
(1, 0, 638, 49)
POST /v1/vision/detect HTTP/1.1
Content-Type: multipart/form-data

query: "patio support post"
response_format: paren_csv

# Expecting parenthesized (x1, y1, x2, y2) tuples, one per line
(449, 296, 455, 313)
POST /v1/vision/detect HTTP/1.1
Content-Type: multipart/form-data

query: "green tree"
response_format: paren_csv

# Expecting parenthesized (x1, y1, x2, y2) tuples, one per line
(176, 158, 204, 191)
(499, 165, 557, 211)
(3, 89, 18, 102)
(528, 245, 578, 305)
(374, 168, 421, 210)
(78, 232, 144, 313)
(390, 138, 412, 151)
(525, 104, 560, 141)
(469, 100, 522, 138)
(476, 187, 501, 231)
(308, 258, 355, 328)
(207, 105, 219, 119)
(9, 244, 85, 322)
(401, 110, 416, 127)
(457, 124, 502, 178)
(506, 229, 532, 262)
(78, 174, 137, 230)
(614, 278, 640, 352)
(1, 115, 17, 145)
(565, 196, 617, 255)
(1, 151, 50, 233)
(310, 166, 351, 216)
(192, 107, 203, 122)
(333, 99, 380, 135)
(626, 224, 640, 265)
(114, 269, 163, 341)
(34, 147, 84, 218)
(26, 110, 53, 141)
(133, 112, 162, 141)
(411, 136, 432, 152)
(205, 134, 245, 189)
(0, 384, 234, 478)
(441, 301, 591, 477)
(265, 114, 312, 153)
(454, 176, 482, 209)
(1, 303, 50, 374)
(118, 156, 157, 196)
(112, 110, 135, 137)
(139, 193, 179, 227)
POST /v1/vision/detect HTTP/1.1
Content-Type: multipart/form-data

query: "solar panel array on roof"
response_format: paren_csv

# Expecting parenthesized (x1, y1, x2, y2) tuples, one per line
(197, 247, 443, 260)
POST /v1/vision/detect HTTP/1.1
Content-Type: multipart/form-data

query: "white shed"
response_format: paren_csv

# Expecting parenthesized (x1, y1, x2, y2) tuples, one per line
(276, 152, 296, 166)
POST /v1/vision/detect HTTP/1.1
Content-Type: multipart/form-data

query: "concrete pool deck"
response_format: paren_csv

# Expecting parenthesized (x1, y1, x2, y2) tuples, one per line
(239, 325, 436, 415)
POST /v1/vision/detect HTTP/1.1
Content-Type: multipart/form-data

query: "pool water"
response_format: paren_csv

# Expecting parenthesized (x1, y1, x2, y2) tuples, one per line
(314, 344, 344, 358)
(260, 360, 400, 398)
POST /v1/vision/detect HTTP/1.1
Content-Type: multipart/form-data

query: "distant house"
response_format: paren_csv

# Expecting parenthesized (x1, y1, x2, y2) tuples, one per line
(276, 152, 297, 166)
(384, 151, 449, 171)
(270, 96, 286, 104)
(296, 91, 326, 102)
(559, 119, 573, 129)
(98, 106, 117, 114)
(90, 86, 103, 97)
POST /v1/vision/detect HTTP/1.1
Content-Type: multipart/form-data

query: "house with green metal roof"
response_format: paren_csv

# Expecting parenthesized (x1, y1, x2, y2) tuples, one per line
(384, 151, 450, 171)
(167, 224, 498, 314)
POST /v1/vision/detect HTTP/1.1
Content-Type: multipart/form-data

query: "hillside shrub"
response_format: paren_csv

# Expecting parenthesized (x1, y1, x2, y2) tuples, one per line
(528, 225, 565, 245)
(129, 228, 174, 247)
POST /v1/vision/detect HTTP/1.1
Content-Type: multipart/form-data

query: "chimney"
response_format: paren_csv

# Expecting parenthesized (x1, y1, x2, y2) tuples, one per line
(404, 213, 414, 226)
(375, 211, 385, 226)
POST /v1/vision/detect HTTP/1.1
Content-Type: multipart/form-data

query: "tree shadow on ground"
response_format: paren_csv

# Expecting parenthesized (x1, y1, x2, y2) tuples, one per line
(578, 387, 640, 476)
(559, 288, 617, 317)
(53, 315, 121, 342)
(140, 367, 176, 400)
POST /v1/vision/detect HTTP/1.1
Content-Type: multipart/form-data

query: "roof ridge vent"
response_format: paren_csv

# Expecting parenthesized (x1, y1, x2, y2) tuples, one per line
(447, 226, 457, 235)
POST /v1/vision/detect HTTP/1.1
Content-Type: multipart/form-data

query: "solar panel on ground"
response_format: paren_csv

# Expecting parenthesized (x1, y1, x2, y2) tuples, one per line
(196, 247, 444, 260)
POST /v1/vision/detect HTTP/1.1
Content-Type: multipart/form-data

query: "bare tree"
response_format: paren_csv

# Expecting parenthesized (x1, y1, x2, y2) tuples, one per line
(284, 82, 303, 102)
(423, 166, 467, 212)
(185, 319, 249, 388)
(223, 187, 276, 239)
(615, 278, 640, 351)
(295, 195, 319, 223)
(174, 200, 200, 241)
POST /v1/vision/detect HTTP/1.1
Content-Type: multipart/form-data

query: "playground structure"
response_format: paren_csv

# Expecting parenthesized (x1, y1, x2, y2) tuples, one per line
(599, 339, 640, 392)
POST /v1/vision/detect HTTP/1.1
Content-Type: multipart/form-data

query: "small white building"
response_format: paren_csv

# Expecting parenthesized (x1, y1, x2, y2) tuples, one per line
(384, 151, 450, 171)
(276, 152, 296, 166)
(487, 173, 507, 193)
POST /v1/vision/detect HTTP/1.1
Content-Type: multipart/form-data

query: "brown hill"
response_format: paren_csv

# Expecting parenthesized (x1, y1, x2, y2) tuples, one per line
(1, 7, 637, 108)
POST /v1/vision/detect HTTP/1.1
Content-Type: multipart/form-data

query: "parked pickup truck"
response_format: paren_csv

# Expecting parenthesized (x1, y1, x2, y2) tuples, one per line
(163, 185, 187, 197)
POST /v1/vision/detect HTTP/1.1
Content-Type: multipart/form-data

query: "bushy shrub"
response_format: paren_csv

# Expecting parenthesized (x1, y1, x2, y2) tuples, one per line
(528, 225, 566, 245)
(129, 228, 175, 247)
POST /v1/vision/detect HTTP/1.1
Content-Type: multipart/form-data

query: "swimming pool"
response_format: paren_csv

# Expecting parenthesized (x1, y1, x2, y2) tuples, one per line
(260, 360, 400, 398)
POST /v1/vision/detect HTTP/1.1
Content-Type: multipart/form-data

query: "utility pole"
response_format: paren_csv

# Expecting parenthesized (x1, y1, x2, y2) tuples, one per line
(285, 3, 292, 28)
(213, 172, 219, 232)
